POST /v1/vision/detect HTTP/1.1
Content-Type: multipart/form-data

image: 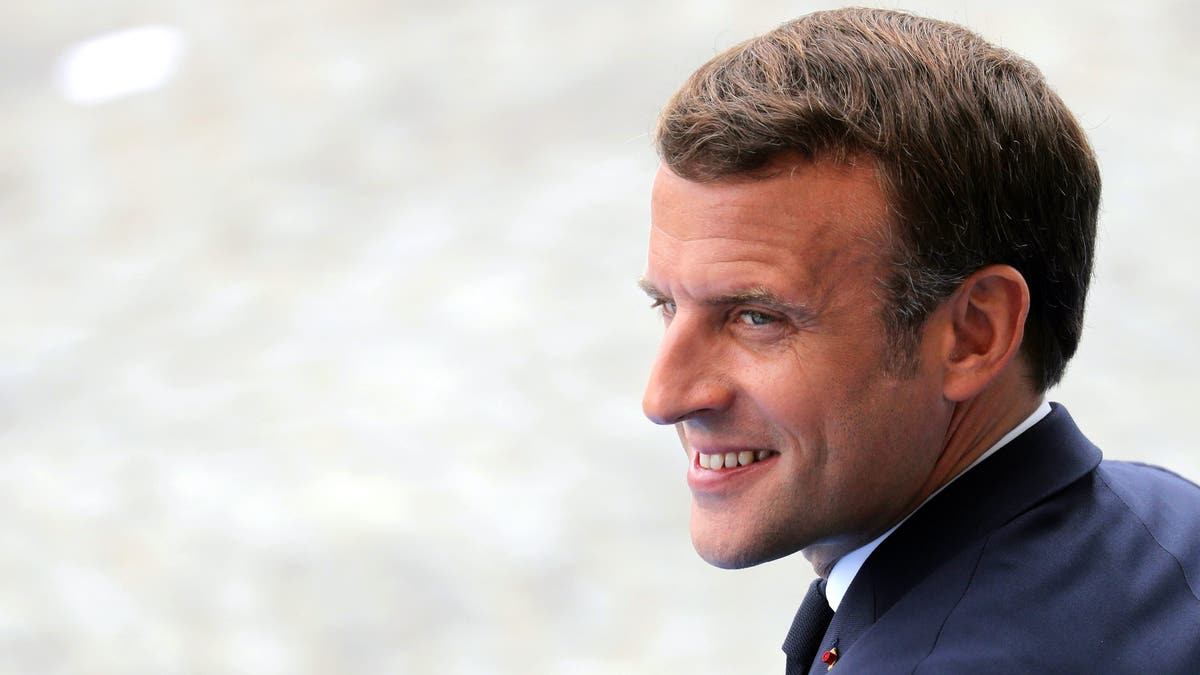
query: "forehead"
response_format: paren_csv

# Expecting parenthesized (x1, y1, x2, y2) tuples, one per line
(647, 158, 891, 298)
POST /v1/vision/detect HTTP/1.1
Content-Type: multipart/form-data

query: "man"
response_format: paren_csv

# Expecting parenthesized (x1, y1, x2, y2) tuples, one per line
(640, 8, 1200, 673)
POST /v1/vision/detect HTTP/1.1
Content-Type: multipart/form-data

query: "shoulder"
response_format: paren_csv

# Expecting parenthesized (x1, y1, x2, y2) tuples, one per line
(1090, 460, 1200, 600)
(841, 411, 1200, 672)
(1094, 459, 1200, 526)
(916, 460, 1200, 672)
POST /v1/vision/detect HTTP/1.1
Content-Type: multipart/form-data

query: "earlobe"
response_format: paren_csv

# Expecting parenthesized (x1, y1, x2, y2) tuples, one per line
(941, 265, 1030, 401)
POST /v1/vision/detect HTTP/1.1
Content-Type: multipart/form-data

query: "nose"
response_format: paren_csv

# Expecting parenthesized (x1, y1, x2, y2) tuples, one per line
(642, 317, 734, 425)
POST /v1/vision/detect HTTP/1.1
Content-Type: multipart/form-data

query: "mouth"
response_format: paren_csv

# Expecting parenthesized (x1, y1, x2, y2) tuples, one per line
(697, 450, 778, 470)
(687, 448, 779, 496)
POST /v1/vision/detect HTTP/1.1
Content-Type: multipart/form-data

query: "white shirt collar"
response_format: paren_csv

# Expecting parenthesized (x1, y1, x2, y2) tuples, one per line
(823, 400, 1053, 611)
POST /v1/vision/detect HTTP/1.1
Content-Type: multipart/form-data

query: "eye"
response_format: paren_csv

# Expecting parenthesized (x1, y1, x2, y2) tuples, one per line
(736, 310, 776, 326)
(651, 299, 677, 318)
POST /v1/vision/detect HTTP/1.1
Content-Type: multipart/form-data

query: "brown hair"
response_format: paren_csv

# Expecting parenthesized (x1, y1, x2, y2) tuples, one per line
(656, 8, 1100, 391)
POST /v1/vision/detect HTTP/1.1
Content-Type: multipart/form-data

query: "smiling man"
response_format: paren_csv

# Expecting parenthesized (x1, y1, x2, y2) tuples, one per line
(641, 9, 1200, 673)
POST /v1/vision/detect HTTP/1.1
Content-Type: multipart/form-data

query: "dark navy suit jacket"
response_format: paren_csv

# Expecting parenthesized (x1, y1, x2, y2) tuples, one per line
(797, 404, 1200, 673)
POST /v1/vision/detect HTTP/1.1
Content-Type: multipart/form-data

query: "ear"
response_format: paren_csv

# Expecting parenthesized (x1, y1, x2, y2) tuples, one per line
(939, 265, 1030, 402)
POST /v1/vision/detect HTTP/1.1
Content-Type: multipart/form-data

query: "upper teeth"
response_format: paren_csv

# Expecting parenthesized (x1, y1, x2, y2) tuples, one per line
(698, 450, 773, 469)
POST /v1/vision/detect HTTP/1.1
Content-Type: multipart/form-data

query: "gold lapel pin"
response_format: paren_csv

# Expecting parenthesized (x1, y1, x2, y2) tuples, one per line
(822, 646, 839, 670)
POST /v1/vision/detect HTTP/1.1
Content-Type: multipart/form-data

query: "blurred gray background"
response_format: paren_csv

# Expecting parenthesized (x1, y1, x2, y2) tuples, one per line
(1, 1, 1196, 673)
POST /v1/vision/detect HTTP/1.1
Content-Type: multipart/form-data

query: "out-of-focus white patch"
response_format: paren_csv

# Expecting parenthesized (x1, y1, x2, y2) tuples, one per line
(54, 25, 186, 105)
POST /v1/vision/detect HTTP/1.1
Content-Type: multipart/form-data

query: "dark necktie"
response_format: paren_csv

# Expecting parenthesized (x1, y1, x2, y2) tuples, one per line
(782, 578, 833, 675)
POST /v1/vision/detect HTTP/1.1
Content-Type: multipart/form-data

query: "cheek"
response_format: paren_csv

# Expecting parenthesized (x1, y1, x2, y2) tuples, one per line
(737, 337, 890, 444)
(858, 381, 945, 468)
(746, 374, 835, 456)
(747, 364, 821, 421)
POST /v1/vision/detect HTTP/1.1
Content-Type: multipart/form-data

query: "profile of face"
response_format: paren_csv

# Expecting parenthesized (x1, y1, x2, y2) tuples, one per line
(641, 157, 953, 571)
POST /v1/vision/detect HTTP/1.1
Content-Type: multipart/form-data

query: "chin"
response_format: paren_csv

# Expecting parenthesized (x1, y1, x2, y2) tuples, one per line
(692, 532, 797, 570)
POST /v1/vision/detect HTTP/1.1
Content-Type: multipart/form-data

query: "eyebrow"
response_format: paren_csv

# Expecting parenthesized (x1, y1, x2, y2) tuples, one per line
(638, 279, 817, 320)
(638, 278, 669, 301)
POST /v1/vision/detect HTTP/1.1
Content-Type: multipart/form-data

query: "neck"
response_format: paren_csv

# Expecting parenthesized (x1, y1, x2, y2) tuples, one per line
(805, 370, 1041, 577)
(931, 387, 1042, 498)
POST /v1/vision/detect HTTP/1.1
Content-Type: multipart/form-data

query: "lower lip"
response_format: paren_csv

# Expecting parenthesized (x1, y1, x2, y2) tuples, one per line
(686, 453, 777, 495)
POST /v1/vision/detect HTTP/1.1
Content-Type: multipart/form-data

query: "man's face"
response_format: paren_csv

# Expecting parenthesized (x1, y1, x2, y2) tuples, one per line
(642, 158, 951, 571)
